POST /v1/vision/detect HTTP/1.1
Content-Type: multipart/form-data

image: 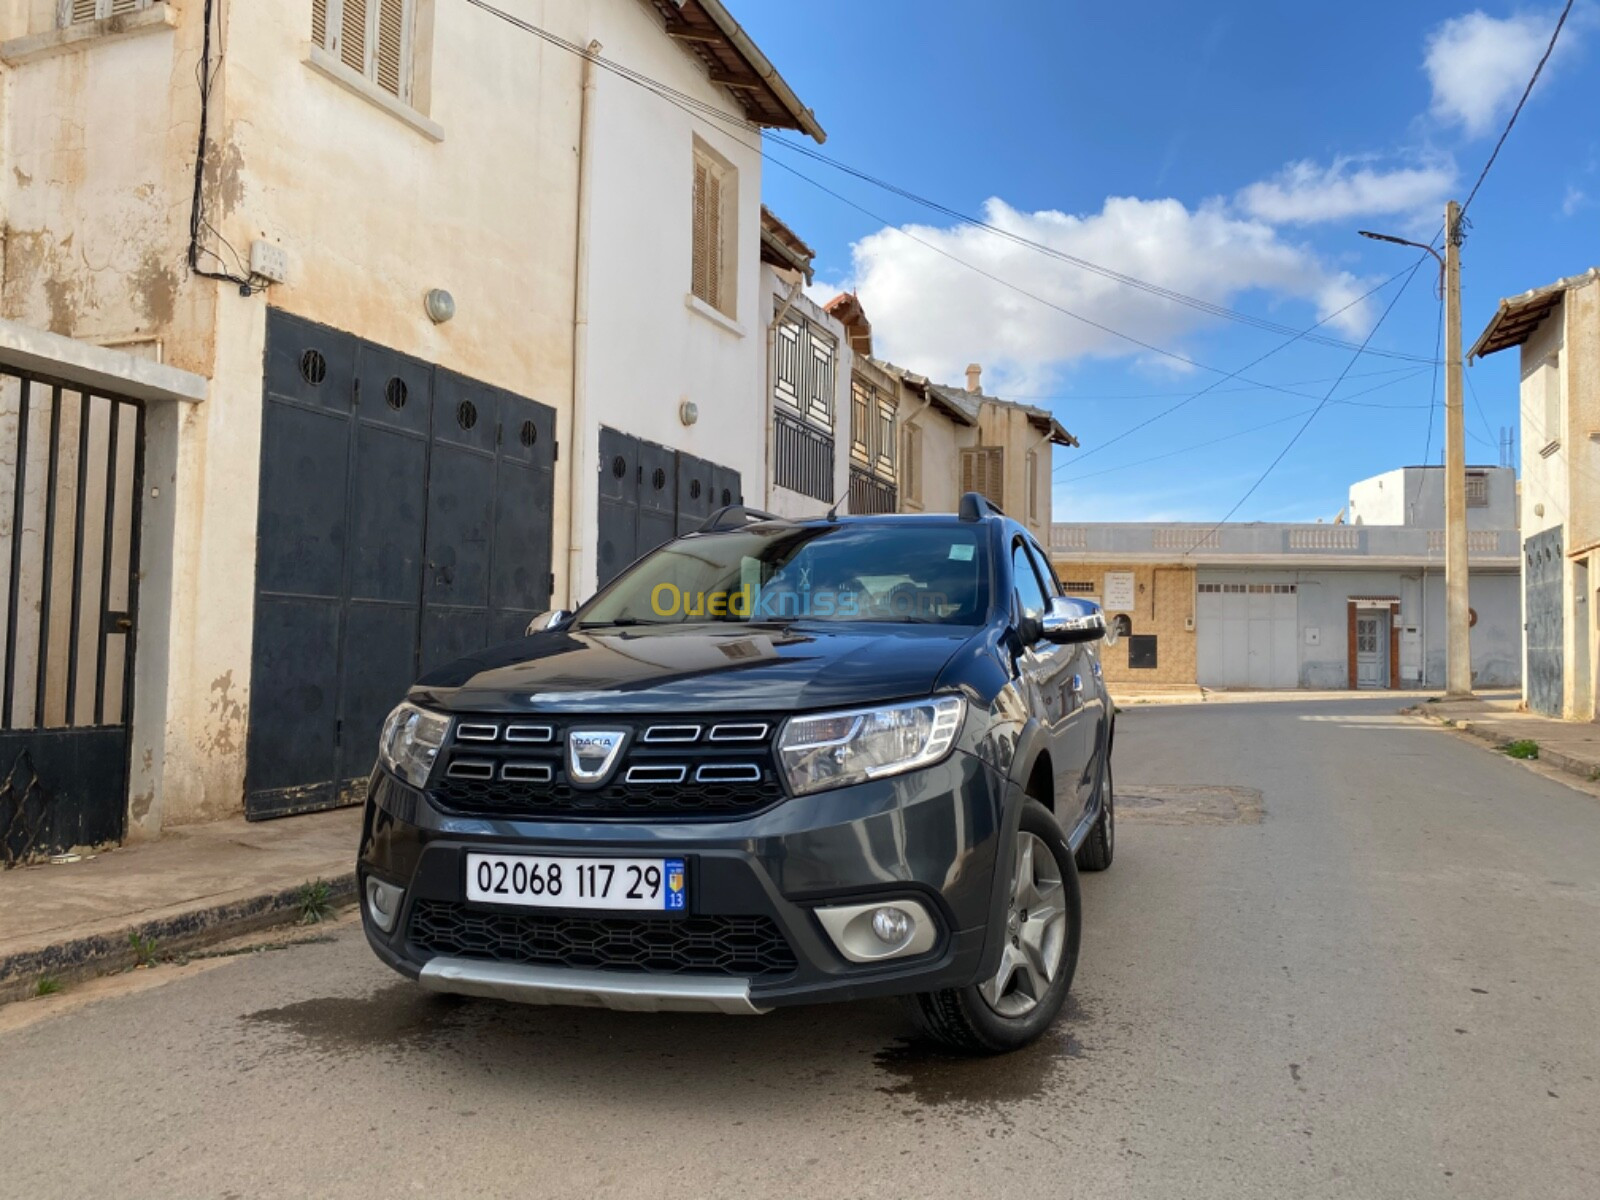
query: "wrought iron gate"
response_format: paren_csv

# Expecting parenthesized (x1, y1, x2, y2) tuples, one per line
(0, 368, 143, 866)
(246, 312, 556, 819)
(596, 426, 741, 589)
(1525, 526, 1563, 716)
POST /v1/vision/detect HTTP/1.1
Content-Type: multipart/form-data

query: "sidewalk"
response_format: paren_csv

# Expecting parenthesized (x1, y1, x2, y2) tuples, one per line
(1404, 693, 1600, 781)
(0, 806, 360, 1003)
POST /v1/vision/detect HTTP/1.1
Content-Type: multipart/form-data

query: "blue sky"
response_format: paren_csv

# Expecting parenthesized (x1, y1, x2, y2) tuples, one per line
(737, 1, 1599, 523)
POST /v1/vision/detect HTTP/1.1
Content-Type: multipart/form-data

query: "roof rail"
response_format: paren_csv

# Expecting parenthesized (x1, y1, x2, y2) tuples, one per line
(958, 492, 1005, 522)
(697, 504, 783, 533)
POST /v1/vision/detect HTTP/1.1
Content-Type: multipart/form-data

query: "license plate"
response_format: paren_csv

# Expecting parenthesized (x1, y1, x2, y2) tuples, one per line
(465, 853, 687, 913)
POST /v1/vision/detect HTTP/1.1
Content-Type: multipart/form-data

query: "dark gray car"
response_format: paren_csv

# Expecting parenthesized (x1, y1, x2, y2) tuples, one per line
(358, 494, 1114, 1052)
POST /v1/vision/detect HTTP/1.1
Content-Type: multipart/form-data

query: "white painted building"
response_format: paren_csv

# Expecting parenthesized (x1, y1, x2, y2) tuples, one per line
(1471, 268, 1600, 718)
(0, 0, 823, 858)
(1051, 468, 1522, 692)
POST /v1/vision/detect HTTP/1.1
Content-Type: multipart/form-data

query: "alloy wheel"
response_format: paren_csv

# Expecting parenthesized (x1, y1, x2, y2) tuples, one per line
(980, 830, 1068, 1017)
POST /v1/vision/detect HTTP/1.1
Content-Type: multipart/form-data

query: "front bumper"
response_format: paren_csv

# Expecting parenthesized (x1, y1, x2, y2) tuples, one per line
(358, 750, 1009, 1010)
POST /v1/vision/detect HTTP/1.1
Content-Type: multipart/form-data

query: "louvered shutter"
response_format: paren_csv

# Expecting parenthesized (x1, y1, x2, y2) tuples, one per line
(340, 0, 368, 75)
(691, 159, 711, 305)
(108, 0, 143, 13)
(70, 0, 101, 22)
(375, 0, 408, 99)
(313, 0, 328, 48)
(704, 166, 723, 312)
(961, 447, 1003, 507)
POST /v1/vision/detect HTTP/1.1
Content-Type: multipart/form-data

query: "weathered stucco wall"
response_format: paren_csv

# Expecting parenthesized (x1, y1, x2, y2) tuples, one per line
(1, 4, 216, 371)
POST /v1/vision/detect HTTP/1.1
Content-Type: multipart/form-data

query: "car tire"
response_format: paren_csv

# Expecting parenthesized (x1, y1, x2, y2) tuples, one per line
(907, 798, 1082, 1054)
(1075, 759, 1114, 872)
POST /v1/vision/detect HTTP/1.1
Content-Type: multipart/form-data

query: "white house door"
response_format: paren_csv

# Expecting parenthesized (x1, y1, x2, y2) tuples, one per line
(1197, 581, 1298, 689)
(1355, 613, 1388, 689)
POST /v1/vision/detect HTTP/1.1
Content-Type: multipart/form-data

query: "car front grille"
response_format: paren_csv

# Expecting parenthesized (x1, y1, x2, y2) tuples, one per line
(427, 716, 787, 819)
(408, 900, 798, 978)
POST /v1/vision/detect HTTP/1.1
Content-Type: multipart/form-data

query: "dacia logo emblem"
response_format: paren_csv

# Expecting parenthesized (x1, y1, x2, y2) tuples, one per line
(566, 729, 628, 785)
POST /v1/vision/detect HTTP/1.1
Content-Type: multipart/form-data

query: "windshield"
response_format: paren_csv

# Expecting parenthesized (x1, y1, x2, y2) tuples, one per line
(577, 523, 991, 628)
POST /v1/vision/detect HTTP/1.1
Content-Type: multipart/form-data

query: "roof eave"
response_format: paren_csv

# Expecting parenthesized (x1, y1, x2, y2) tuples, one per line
(685, 0, 827, 143)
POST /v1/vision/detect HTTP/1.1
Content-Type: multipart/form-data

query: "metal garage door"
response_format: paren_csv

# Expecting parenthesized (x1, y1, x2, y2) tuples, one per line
(246, 312, 555, 819)
(1197, 580, 1299, 689)
(1524, 527, 1563, 716)
(596, 427, 742, 590)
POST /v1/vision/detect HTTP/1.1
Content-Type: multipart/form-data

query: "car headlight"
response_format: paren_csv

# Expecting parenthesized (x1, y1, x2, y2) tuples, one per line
(777, 696, 966, 796)
(378, 701, 451, 787)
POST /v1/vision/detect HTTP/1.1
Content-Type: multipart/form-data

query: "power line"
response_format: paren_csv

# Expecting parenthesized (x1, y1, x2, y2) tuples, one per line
(1181, 255, 1431, 553)
(1068, 367, 1440, 484)
(1408, 296, 1446, 518)
(1002, 364, 1427, 404)
(1463, 367, 1497, 447)
(459, 0, 1438, 370)
(1055, 266, 1415, 474)
(1461, 0, 1576, 218)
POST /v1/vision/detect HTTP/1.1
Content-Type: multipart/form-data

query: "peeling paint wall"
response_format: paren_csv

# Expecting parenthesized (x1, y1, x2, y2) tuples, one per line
(1, 4, 216, 370)
(0, 1, 776, 829)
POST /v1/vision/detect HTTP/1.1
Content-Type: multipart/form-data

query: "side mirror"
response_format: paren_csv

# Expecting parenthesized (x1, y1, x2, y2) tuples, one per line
(1039, 596, 1107, 645)
(525, 610, 573, 636)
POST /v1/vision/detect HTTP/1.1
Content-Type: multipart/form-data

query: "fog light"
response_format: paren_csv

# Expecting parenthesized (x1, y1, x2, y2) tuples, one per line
(814, 898, 938, 963)
(365, 877, 404, 933)
(871, 906, 913, 946)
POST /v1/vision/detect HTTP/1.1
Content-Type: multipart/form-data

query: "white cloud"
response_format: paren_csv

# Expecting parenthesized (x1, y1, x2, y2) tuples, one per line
(1562, 184, 1591, 215)
(1237, 155, 1457, 224)
(1424, 9, 1577, 137)
(840, 197, 1373, 391)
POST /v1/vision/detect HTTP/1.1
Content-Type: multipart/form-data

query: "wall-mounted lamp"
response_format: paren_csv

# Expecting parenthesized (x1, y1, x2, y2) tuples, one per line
(425, 288, 455, 324)
(679, 400, 699, 426)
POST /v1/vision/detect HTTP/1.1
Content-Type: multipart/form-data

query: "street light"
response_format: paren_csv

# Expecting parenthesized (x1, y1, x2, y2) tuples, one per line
(1359, 204, 1471, 697)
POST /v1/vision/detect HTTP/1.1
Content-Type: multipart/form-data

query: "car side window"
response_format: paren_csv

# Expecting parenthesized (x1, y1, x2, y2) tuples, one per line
(1011, 540, 1049, 623)
(1024, 540, 1060, 598)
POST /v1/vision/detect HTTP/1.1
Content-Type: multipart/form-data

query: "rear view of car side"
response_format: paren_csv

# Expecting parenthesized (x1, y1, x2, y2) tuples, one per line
(359, 498, 1113, 1051)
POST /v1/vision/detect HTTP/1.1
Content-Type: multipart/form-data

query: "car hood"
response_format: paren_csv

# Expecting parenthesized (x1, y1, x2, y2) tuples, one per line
(412, 623, 975, 715)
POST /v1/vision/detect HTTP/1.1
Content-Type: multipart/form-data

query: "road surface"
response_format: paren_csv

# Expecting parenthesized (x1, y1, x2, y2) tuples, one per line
(3, 696, 1597, 1199)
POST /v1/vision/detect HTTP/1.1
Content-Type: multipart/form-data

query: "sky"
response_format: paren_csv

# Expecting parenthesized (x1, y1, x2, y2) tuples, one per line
(735, 0, 1600, 524)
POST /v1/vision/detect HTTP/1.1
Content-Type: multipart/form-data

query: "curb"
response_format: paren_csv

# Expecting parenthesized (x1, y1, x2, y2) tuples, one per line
(0, 871, 357, 1005)
(1401, 707, 1599, 783)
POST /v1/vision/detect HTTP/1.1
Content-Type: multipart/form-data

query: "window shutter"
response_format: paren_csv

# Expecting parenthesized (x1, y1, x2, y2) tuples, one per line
(109, 0, 143, 13)
(691, 158, 711, 306)
(70, 0, 101, 22)
(704, 167, 723, 312)
(340, 0, 369, 75)
(962, 447, 1003, 508)
(375, 0, 408, 99)
(313, 0, 328, 48)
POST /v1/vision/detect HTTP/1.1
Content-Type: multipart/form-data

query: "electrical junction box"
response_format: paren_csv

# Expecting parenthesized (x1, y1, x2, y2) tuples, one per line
(250, 240, 288, 285)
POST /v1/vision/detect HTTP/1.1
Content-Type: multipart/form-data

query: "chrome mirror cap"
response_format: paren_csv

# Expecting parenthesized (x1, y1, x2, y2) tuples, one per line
(1040, 596, 1107, 644)
(525, 610, 573, 636)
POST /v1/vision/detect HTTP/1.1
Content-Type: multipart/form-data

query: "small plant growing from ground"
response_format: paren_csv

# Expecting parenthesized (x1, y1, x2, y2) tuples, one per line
(128, 931, 159, 967)
(1588, 767, 1600, 783)
(35, 976, 62, 997)
(1503, 740, 1539, 760)
(297, 878, 333, 925)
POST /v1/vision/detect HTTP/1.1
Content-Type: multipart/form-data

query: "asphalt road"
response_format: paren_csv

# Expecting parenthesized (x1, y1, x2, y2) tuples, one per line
(4, 696, 1598, 1199)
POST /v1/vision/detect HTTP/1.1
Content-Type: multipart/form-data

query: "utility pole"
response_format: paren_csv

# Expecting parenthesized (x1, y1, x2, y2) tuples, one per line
(1442, 200, 1471, 697)
(1358, 206, 1473, 696)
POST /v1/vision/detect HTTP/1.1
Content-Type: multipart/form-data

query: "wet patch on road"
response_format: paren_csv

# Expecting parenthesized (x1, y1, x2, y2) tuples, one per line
(1118, 784, 1263, 825)
(872, 998, 1085, 1111)
(241, 982, 468, 1055)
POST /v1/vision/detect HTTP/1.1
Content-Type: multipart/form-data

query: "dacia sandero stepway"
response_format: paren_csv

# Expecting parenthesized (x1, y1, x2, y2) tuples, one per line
(359, 493, 1115, 1052)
